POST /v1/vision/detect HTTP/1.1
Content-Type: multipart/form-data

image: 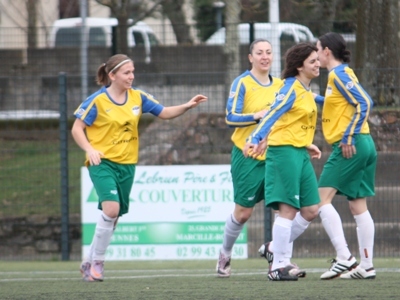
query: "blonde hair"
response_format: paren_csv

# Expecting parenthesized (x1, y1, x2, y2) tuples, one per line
(96, 54, 133, 86)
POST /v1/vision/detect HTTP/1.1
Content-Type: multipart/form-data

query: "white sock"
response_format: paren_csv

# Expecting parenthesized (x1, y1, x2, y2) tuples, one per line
(84, 240, 96, 264)
(354, 210, 374, 269)
(271, 216, 292, 270)
(289, 212, 310, 242)
(222, 213, 244, 256)
(319, 204, 352, 260)
(91, 212, 117, 261)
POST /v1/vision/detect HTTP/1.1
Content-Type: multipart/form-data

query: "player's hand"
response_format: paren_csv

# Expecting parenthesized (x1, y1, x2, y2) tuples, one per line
(186, 94, 208, 109)
(253, 109, 268, 121)
(250, 137, 267, 158)
(306, 144, 321, 159)
(87, 149, 104, 166)
(339, 143, 356, 159)
(243, 142, 260, 158)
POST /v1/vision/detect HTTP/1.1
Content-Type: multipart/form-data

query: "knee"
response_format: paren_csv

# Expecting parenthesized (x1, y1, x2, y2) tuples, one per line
(300, 205, 319, 222)
(234, 209, 252, 224)
(104, 211, 119, 219)
(101, 202, 120, 219)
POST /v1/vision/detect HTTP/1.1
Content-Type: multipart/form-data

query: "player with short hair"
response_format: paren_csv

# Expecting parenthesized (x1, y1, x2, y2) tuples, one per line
(72, 54, 207, 282)
(316, 32, 377, 280)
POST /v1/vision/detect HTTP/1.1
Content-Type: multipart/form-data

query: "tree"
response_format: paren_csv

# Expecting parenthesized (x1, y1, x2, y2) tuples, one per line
(224, 0, 240, 105)
(26, 0, 37, 48)
(95, 0, 132, 54)
(355, 0, 400, 106)
(161, 0, 193, 44)
(95, 0, 194, 52)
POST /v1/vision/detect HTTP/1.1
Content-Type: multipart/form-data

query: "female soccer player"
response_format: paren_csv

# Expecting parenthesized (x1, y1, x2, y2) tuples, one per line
(216, 39, 283, 278)
(72, 54, 207, 281)
(316, 32, 377, 280)
(243, 42, 322, 281)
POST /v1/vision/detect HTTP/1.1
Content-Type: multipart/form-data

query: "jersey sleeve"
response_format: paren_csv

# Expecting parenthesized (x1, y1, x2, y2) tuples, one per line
(225, 78, 257, 127)
(139, 90, 164, 116)
(73, 96, 98, 126)
(333, 70, 374, 144)
(247, 86, 296, 144)
(314, 94, 325, 105)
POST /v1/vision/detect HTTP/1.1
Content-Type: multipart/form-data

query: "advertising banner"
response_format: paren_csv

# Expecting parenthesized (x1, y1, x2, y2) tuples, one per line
(81, 165, 247, 260)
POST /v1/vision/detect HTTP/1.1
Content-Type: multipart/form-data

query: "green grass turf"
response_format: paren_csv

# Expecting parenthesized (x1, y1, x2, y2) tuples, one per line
(0, 258, 399, 300)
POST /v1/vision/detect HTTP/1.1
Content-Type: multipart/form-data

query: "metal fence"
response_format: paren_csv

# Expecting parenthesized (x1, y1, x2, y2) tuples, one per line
(0, 22, 399, 261)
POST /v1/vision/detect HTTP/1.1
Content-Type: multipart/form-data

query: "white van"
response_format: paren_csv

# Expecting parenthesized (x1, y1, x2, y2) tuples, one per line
(205, 22, 316, 45)
(49, 17, 159, 62)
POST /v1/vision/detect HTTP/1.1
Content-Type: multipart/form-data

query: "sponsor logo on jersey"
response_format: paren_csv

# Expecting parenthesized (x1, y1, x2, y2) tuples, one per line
(276, 93, 285, 101)
(132, 105, 140, 116)
(76, 108, 85, 117)
(346, 81, 354, 89)
(326, 86, 332, 95)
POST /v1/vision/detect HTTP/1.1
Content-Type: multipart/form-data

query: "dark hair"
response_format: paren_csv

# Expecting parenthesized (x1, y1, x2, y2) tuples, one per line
(281, 42, 318, 79)
(318, 32, 351, 63)
(96, 54, 133, 86)
(249, 38, 271, 54)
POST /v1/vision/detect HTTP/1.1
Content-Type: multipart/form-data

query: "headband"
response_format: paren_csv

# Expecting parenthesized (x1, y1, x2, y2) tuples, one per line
(108, 59, 132, 74)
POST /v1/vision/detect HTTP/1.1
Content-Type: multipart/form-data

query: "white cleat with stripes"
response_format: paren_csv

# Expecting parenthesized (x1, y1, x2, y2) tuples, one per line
(320, 255, 358, 280)
(340, 266, 376, 279)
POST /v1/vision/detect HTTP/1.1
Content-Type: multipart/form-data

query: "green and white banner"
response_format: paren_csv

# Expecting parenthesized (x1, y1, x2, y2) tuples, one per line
(81, 165, 247, 260)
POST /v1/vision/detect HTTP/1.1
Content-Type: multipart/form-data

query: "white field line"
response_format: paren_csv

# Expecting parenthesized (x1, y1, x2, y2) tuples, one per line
(0, 268, 399, 282)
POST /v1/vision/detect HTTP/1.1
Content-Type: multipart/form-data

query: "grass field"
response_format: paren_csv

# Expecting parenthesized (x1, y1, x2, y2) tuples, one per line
(0, 258, 399, 299)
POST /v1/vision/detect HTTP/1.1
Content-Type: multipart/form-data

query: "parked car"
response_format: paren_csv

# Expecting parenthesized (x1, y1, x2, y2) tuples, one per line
(205, 22, 316, 45)
(49, 17, 159, 63)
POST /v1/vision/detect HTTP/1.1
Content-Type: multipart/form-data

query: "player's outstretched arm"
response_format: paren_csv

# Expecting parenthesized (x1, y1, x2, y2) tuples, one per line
(158, 94, 208, 119)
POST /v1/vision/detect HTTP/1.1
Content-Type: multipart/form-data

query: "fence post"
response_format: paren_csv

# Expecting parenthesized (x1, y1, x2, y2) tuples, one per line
(59, 72, 70, 261)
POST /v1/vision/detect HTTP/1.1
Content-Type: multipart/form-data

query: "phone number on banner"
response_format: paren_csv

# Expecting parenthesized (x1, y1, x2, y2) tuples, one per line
(99, 244, 248, 260)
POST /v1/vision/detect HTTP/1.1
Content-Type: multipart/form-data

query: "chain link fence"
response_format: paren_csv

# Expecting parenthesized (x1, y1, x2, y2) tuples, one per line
(0, 22, 399, 260)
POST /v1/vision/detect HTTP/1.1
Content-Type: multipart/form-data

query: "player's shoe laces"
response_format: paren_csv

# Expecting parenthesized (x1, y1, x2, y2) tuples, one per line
(258, 242, 273, 266)
(320, 255, 358, 280)
(340, 266, 376, 279)
(90, 260, 105, 281)
(80, 261, 95, 282)
(216, 251, 231, 278)
(268, 265, 299, 281)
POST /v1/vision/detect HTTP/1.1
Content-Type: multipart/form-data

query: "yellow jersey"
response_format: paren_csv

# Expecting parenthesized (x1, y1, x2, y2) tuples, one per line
(248, 77, 317, 147)
(225, 70, 283, 160)
(321, 64, 373, 145)
(74, 86, 164, 164)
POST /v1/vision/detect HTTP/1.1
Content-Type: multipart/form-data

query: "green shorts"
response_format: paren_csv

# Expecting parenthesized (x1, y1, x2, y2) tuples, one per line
(88, 159, 135, 216)
(264, 146, 320, 210)
(319, 134, 377, 200)
(231, 145, 265, 208)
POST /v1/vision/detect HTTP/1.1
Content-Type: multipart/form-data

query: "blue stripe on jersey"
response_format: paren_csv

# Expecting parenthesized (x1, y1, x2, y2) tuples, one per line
(333, 65, 373, 143)
(136, 89, 164, 115)
(248, 78, 296, 144)
(74, 87, 106, 125)
(226, 71, 258, 127)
